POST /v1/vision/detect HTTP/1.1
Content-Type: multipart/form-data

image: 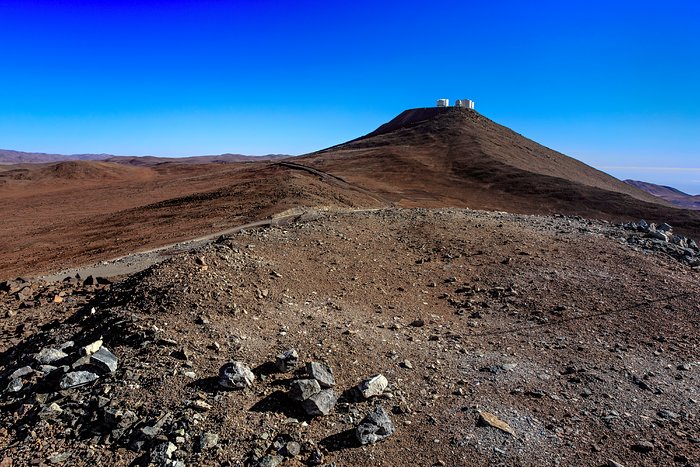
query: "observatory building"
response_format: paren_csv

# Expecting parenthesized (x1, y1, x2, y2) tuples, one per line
(436, 98, 475, 110)
(456, 99, 475, 110)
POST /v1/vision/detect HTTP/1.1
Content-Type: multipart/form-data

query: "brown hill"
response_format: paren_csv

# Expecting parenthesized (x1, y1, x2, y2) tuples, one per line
(296, 107, 700, 238)
(625, 179, 700, 210)
(0, 149, 113, 164)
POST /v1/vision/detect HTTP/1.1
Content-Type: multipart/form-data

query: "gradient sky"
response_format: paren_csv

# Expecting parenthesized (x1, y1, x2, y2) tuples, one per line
(1, 0, 699, 192)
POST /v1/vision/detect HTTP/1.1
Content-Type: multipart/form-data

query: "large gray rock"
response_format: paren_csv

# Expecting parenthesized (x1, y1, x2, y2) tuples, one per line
(658, 223, 672, 232)
(275, 349, 299, 372)
(357, 374, 388, 399)
(647, 231, 668, 242)
(35, 347, 68, 365)
(356, 406, 395, 445)
(59, 370, 99, 389)
(218, 361, 255, 389)
(301, 389, 337, 416)
(90, 346, 118, 373)
(289, 378, 321, 401)
(306, 361, 335, 388)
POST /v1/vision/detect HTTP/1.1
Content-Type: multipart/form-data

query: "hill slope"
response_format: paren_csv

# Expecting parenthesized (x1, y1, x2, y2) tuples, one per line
(625, 179, 700, 210)
(296, 107, 700, 238)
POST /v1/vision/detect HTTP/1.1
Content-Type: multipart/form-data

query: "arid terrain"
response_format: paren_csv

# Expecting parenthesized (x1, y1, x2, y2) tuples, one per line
(1, 108, 699, 466)
(625, 180, 700, 211)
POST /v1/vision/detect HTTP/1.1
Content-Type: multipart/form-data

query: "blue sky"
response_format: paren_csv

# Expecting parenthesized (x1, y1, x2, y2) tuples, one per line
(1, 0, 699, 193)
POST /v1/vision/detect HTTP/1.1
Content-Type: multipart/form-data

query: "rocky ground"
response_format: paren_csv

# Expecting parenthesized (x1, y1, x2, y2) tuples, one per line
(1, 208, 699, 466)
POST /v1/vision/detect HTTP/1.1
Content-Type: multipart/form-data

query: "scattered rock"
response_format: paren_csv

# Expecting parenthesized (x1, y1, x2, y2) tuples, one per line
(357, 374, 388, 399)
(301, 389, 337, 416)
(631, 440, 654, 453)
(9, 366, 33, 380)
(198, 432, 219, 451)
(356, 405, 395, 445)
(477, 411, 516, 436)
(275, 349, 299, 372)
(218, 361, 255, 389)
(306, 362, 335, 388)
(38, 402, 63, 420)
(257, 455, 283, 467)
(35, 348, 68, 365)
(89, 346, 118, 373)
(289, 379, 321, 402)
(81, 340, 103, 356)
(59, 371, 99, 389)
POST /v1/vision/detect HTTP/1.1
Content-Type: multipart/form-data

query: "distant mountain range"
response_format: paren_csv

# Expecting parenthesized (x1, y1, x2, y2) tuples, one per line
(0, 149, 289, 165)
(624, 180, 700, 210)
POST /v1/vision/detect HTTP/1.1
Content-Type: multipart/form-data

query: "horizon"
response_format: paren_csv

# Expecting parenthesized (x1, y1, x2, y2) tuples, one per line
(1, 1, 699, 194)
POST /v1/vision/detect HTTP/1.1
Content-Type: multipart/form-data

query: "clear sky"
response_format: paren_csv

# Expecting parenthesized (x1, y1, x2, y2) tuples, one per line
(1, 0, 699, 193)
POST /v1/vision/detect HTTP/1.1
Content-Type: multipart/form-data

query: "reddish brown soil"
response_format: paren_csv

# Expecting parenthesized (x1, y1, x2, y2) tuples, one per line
(0, 209, 698, 466)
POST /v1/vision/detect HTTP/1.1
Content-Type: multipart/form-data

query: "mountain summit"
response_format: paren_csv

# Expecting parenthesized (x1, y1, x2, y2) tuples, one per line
(296, 107, 700, 237)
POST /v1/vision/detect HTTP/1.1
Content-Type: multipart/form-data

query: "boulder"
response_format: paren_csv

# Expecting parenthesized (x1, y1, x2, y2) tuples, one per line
(218, 361, 255, 389)
(289, 379, 321, 401)
(306, 362, 335, 388)
(35, 348, 68, 365)
(357, 374, 388, 399)
(301, 389, 337, 416)
(90, 346, 118, 373)
(59, 371, 99, 389)
(356, 406, 395, 445)
(275, 349, 299, 372)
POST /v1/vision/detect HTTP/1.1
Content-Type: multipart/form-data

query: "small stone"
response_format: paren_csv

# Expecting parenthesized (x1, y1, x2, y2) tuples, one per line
(282, 441, 301, 457)
(289, 379, 321, 401)
(257, 455, 283, 467)
(410, 319, 425, 327)
(275, 349, 299, 372)
(677, 363, 692, 371)
(48, 452, 71, 464)
(306, 362, 335, 388)
(9, 366, 33, 379)
(631, 440, 654, 453)
(218, 361, 255, 389)
(6, 378, 23, 393)
(59, 371, 99, 389)
(607, 460, 625, 467)
(35, 348, 68, 365)
(81, 340, 103, 356)
(357, 374, 388, 399)
(477, 411, 516, 436)
(150, 442, 177, 464)
(356, 405, 395, 445)
(302, 389, 337, 416)
(401, 360, 413, 369)
(38, 402, 63, 420)
(199, 432, 219, 451)
(90, 346, 118, 373)
(189, 400, 212, 412)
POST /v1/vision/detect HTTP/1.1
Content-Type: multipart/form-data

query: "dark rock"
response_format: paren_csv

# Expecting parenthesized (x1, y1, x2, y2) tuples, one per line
(289, 379, 321, 401)
(306, 362, 335, 388)
(301, 389, 337, 416)
(356, 405, 395, 445)
(275, 349, 299, 372)
(90, 346, 118, 373)
(59, 371, 99, 389)
(631, 440, 654, 453)
(9, 366, 33, 379)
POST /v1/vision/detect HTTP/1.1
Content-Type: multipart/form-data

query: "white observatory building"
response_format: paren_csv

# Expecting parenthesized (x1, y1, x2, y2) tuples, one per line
(436, 98, 475, 110)
(456, 99, 475, 110)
